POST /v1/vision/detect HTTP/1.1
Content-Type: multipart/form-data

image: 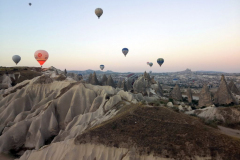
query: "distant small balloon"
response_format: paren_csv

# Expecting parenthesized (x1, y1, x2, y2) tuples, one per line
(157, 58, 164, 67)
(29, 3, 31, 6)
(95, 8, 103, 19)
(149, 71, 152, 74)
(34, 50, 49, 67)
(100, 65, 104, 70)
(149, 62, 153, 67)
(122, 48, 129, 57)
(147, 62, 149, 65)
(12, 55, 21, 65)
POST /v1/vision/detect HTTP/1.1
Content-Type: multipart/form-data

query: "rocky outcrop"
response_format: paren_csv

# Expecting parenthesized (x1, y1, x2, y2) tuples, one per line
(150, 76, 157, 84)
(228, 80, 240, 95)
(117, 80, 122, 88)
(88, 72, 99, 85)
(214, 75, 238, 105)
(186, 87, 193, 103)
(126, 79, 133, 91)
(170, 84, 182, 101)
(101, 74, 108, 86)
(123, 81, 128, 91)
(143, 71, 151, 81)
(198, 84, 213, 107)
(151, 82, 163, 96)
(133, 76, 151, 96)
(106, 75, 115, 88)
(66, 73, 81, 81)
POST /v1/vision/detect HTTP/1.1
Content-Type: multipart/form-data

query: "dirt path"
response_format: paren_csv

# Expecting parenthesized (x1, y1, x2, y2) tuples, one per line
(218, 125, 240, 139)
(0, 153, 14, 160)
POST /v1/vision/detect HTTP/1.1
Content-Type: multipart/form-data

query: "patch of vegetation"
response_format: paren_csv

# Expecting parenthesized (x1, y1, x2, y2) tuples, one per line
(192, 100, 199, 105)
(169, 98, 174, 103)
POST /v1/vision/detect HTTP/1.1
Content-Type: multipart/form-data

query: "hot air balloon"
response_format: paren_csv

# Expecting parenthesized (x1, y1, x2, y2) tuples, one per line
(149, 62, 153, 67)
(122, 48, 129, 57)
(95, 8, 103, 19)
(34, 50, 49, 67)
(147, 62, 149, 65)
(100, 65, 104, 70)
(157, 58, 164, 67)
(149, 71, 152, 74)
(29, 3, 31, 6)
(12, 55, 21, 65)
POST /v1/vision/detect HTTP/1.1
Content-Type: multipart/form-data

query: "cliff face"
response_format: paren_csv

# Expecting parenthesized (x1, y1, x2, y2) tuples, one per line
(170, 84, 182, 101)
(214, 75, 238, 105)
(198, 84, 213, 107)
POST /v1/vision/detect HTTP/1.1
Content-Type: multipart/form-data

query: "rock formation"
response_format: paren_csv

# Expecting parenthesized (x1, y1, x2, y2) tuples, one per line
(1, 68, 240, 160)
(186, 87, 193, 103)
(214, 75, 238, 105)
(133, 76, 151, 95)
(126, 79, 133, 91)
(143, 71, 151, 81)
(123, 81, 128, 91)
(170, 84, 182, 101)
(88, 72, 99, 85)
(64, 69, 67, 76)
(228, 80, 240, 95)
(198, 84, 213, 107)
(106, 75, 115, 88)
(117, 80, 122, 88)
(101, 74, 108, 86)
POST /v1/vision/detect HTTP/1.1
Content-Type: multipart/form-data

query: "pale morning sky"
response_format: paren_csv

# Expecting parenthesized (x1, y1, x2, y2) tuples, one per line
(0, 0, 240, 72)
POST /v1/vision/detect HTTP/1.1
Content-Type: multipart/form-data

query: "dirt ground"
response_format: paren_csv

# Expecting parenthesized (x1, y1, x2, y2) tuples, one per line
(0, 153, 14, 160)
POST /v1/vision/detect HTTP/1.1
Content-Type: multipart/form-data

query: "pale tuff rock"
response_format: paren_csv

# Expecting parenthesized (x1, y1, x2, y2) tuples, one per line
(89, 96, 105, 112)
(167, 102, 173, 107)
(186, 87, 193, 103)
(133, 76, 151, 96)
(228, 80, 240, 95)
(0, 74, 12, 88)
(170, 84, 182, 101)
(101, 74, 108, 86)
(150, 76, 157, 84)
(117, 80, 122, 88)
(214, 75, 238, 105)
(151, 82, 163, 96)
(198, 84, 213, 107)
(18, 140, 167, 160)
(185, 106, 240, 123)
(106, 75, 115, 88)
(104, 95, 122, 111)
(178, 105, 184, 111)
(143, 71, 151, 81)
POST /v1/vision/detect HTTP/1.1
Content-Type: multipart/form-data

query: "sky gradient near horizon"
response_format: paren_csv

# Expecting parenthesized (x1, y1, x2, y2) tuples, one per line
(0, 0, 240, 72)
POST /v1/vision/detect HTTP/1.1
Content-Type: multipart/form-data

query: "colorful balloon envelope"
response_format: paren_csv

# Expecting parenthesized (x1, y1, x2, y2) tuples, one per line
(12, 55, 21, 65)
(34, 50, 49, 67)
(95, 8, 103, 19)
(122, 48, 129, 57)
(149, 62, 153, 67)
(157, 58, 164, 67)
(100, 65, 104, 70)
